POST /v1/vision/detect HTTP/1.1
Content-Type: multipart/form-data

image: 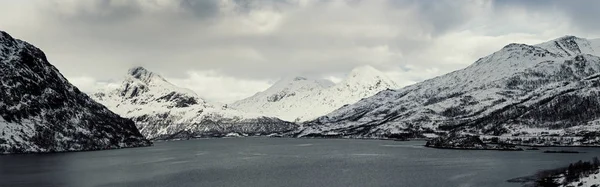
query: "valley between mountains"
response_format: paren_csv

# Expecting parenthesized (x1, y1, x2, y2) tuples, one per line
(90, 64, 398, 140)
(2, 29, 600, 153)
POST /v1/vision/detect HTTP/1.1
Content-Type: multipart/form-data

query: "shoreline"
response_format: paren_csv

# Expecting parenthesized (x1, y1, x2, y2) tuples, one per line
(424, 145, 524, 151)
(8, 136, 600, 155)
(0, 143, 153, 156)
(495, 144, 600, 148)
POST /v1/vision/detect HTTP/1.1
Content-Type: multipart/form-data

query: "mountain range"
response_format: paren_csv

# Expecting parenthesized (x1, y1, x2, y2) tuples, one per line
(231, 65, 398, 122)
(0, 31, 150, 154)
(4, 27, 600, 153)
(91, 67, 297, 140)
(296, 36, 600, 140)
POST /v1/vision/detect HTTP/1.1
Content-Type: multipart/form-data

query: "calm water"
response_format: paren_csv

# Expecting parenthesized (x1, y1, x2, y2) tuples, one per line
(1, 138, 600, 187)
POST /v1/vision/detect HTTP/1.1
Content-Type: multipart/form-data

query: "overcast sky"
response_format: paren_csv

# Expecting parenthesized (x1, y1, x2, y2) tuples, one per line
(1, 0, 599, 103)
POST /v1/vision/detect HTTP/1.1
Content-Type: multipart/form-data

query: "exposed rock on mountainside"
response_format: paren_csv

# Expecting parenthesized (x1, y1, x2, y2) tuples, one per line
(92, 67, 297, 140)
(231, 65, 398, 122)
(0, 31, 151, 154)
(297, 36, 600, 139)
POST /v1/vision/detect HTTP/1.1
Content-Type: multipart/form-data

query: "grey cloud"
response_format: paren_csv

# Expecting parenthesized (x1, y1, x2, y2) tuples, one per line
(47, 0, 142, 23)
(47, 0, 223, 23)
(553, 1, 600, 32)
(37, 0, 491, 80)
(3, 0, 598, 103)
(388, 0, 479, 35)
(178, 0, 221, 18)
(493, 0, 600, 32)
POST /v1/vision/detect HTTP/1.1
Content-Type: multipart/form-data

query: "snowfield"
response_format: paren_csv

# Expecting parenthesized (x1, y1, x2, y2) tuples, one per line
(296, 36, 600, 140)
(231, 65, 399, 122)
(92, 67, 297, 140)
(560, 171, 600, 187)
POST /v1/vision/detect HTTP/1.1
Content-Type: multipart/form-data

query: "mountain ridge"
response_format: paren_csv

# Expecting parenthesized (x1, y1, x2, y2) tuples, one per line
(0, 30, 151, 154)
(92, 67, 297, 140)
(296, 35, 600, 142)
(231, 65, 399, 122)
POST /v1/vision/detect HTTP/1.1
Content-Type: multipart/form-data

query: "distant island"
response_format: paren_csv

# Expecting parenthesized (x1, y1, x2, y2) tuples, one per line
(543, 150, 584, 154)
(425, 133, 523, 151)
(480, 131, 600, 147)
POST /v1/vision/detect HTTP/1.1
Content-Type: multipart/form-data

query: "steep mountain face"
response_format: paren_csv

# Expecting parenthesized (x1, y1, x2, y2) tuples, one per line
(298, 36, 600, 139)
(0, 31, 151, 154)
(92, 67, 297, 140)
(231, 65, 399, 122)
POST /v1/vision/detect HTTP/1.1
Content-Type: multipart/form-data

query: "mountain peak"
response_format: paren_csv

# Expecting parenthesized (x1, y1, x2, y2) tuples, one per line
(293, 76, 308, 81)
(128, 66, 150, 76)
(0, 30, 13, 41)
(128, 66, 153, 79)
(556, 35, 583, 42)
(534, 35, 600, 57)
(278, 75, 314, 82)
(0, 30, 150, 153)
(232, 65, 398, 121)
(341, 65, 398, 88)
(348, 65, 381, 77)
(0, 30, 21, 51)
(96, 67, 204, 107)
(125, 66, 168, 84)
(263, 76, 334, 99)
(273, 75, 333, 87)
(117, 66, 193, 99)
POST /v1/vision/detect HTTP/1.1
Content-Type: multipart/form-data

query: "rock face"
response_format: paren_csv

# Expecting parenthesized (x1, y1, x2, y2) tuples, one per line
(0, 31, 151, 154)
(231, 65, 399, 122)
(92, 67, 297, 140)
(298, 36, 600, 138)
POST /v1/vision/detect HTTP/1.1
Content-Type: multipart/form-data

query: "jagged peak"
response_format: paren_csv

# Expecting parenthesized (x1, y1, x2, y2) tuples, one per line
(554, 35, 585, 42)
(499, 35, 588, 53)
(125, 66, 167, 84)
(533, 35, 598, 57)
(128, 66, 150, 77)
(128, 66, 154, 79)
(0, 30, 20, 50)
(0, 30, 13, 40)
(115, 66, 201, 100)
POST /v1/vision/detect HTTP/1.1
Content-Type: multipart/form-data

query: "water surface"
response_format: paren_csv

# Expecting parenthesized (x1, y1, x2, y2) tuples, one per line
(2, 138, 599, 187)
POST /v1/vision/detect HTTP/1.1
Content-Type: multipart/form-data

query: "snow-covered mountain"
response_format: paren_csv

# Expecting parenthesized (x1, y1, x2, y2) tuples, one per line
(0, 31, 150, 154)
(231, 65, 399, 122)
(92, 67, 297, 140)
(297, 36, 600, 139)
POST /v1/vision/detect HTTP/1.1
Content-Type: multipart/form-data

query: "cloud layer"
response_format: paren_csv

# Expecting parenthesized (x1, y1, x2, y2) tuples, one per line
(1, 0, 599, 103)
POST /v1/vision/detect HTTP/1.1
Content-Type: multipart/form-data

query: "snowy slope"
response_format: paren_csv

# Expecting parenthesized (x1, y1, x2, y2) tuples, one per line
(0, 31, 151, 154)
(92, 67, 297, 140)
(560, 170, 600, 187)
(297, 36, 600, 139)
(231, 65, 398, 122)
